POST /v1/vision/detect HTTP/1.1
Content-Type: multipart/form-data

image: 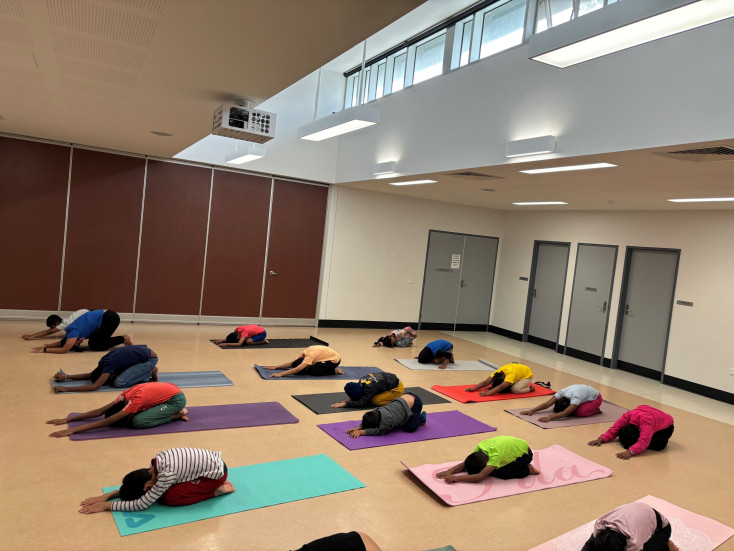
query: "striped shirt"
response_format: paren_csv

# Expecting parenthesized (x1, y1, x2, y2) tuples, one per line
(111, 448, 224, 511)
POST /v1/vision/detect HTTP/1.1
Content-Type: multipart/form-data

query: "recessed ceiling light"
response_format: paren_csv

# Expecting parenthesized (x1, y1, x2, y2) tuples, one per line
(151, 131, 172, 136)
(520, 162, 617, 174)
(389, 180, 437, 186)
(668, 197, 734, 203)
(512, 201, 568, 206)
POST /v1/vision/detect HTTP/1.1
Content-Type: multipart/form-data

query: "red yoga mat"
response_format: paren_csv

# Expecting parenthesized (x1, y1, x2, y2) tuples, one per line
(431, 384, 555, 403)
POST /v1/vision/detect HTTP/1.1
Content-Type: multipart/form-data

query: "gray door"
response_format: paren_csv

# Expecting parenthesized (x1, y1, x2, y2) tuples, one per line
(456, 235, 499, 327)
(526, 242, 570, 346)
(614, 248, 679, 379)
(419, 231, 464, 325)
(565, 244, 617, 362)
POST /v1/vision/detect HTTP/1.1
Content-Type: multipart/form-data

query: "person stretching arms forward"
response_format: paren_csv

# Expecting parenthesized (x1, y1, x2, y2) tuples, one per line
(520, 384, 602, 422)
(22, 309, 89, 340)
(31, 309, 130, 353)
(263, 345, 343, 377)
(213, 324, 269, 347)
(346, 393, 425, 438)
(588, 405, 674, 460)
(416, 339, 454, 369)
(79, 448, 234, 513)
(331, 372, 404, 409)
(436, 436, 540, 483)
(465, 362, 536, 397)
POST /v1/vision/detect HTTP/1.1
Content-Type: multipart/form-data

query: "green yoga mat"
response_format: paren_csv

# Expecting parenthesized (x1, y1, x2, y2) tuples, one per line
(103, 454, 365, 536)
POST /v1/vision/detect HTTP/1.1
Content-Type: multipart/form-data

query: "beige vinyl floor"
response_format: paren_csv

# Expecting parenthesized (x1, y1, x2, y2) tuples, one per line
(2, 321, 733, 551)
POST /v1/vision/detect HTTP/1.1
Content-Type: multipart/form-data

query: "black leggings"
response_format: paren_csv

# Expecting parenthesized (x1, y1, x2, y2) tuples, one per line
(401, 392, 424, 433)
(648, 425, 674, 451)
(88, 310, 125, 351)
(291, 356, 341, 376)
(492, 450, 534, 480)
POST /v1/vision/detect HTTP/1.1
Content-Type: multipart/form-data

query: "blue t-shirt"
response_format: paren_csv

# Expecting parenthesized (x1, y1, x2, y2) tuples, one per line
(64, 309, 105, 340)
(97, 345, 152, 373)
(426, 339, 453, 354)
(555, 384, 599, 405)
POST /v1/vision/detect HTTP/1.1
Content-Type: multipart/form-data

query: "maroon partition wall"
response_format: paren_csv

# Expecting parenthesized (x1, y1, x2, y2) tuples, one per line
(261, 180, 328, 319)
(0, 137, 70, 310)
(200, 170, 271, 317)
(135, 161, 211, 315)
(60, 149, 145, 312)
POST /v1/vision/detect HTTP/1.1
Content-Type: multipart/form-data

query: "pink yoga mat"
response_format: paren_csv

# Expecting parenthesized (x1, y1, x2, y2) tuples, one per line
(431, 384, 555, 403)
(402, 444, 611, 506)
(529, 495, 734, 551)
(505, 401, 629, 429)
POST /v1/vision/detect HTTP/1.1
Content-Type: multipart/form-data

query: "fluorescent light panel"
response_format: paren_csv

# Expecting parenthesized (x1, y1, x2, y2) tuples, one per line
(389, 179, 437, 186)
(506, 135, 556, 157)
(529, 0, 734, 68)
(520, 162, 617, 174)
(298, 106, 379, 141)
(513, 201, 568, 205)
(225, 143, 266, 165)
(668, 197, 734, 203)
(373, 161, 398, 175)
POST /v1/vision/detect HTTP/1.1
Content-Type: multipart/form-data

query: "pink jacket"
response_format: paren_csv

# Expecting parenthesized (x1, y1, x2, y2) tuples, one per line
(600, 405, 674, 456)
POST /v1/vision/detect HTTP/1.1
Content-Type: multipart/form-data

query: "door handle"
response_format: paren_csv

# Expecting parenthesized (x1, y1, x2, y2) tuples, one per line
(532, 289, 538, 298)
(624, 304, 631, 315)
(598, 301, 607, 313)
(269, 270, 278, 276)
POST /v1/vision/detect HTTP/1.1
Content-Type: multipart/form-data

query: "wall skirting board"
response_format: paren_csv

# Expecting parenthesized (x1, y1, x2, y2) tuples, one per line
(662, 374, 734, 405)
(488, 325, 523, 341)
(318, 319, 417, 329)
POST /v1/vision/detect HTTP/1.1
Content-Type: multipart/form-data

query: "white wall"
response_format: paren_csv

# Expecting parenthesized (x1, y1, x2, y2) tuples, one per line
(319, 185, 505, 322)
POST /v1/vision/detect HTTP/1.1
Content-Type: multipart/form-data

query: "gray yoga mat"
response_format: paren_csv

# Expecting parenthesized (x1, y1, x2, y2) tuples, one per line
(254, 364, 383, 380)
(291, 387, 451, 414)
(395, 358, 501, 371)
(211, 336, 328, 349)
(505, 400, 629, 429)
(53, 371, 234, 392)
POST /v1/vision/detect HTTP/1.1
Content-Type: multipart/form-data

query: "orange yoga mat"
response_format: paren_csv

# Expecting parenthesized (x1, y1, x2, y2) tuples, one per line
(431, 384, 555, 403)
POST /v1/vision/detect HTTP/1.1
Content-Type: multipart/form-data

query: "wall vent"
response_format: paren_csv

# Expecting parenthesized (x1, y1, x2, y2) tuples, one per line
(448, 171, 503, 180)
(654, 145, 734, 162)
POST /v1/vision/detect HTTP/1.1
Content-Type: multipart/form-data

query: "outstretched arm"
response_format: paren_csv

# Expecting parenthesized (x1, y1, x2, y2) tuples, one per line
(521, 396, 557, 415)
(80, 490, 120, 513)
(219, 336, 246, 347)
(23, 327, 60, 340)
(49, 408, 128, 438)
(465, 375, 494, 392)
(54, 372, 110, 393)
(539, 403, 578, 422)
(32, 337, 79, 354)
(47, 401, 114, 425)
(479, 381, 511, 397)
(440, 464, 495, 484)
(269, 361, 310, 378)
(436, 461, 466, 479)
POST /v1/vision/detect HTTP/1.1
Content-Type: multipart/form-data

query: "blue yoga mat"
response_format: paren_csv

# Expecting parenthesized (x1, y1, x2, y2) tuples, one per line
(103, 454, 365, 536)
(53, 371, 234, 392)
(254, 364, 383, 380)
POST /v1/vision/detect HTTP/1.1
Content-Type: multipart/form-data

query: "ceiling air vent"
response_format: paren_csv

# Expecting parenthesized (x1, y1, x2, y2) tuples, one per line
(448, 171, 503, 180)
(654, 145, 734, 162)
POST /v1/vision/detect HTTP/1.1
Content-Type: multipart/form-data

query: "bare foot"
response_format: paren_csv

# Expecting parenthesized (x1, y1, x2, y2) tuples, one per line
(123, 335, 133, 346)
(150, 366, 159, 382)
(171, 408, 189, 422)
(214, 481, 235, 497)
(668, 541, 679, 551)
(262, 339, 269, 344)
(528, 384, 536, 392)
(528, 464, 541, 475)
(335, 368, 344, 375)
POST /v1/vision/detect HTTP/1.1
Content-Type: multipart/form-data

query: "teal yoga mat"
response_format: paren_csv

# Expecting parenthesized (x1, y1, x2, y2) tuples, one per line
(53, 371, 233, 392)
(104, 454, 365, 536)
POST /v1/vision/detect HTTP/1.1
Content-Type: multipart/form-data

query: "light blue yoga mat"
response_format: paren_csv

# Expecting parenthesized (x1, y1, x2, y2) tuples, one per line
(104, 454, 365, 536)
(254, 364, 383, 380)
(53, 371, 234, 392)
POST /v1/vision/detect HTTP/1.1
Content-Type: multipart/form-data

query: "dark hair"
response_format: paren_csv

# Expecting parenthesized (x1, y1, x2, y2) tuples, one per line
(361, 410, 381, 429)
(417, 347, 434, 364)
(119, 468, 152, 501)
(554, 397, 571, 413)
(225, 332, 239, 344)
(619, 424, 640, 449)
(382, 335, 394, 348)
(104, 401, 131, 427)
(490, 371, 506, 388)
(47, 314, 62, 327)
(435, 350, 449, 359)
(464, 451, 488, 475)
(588, 528, 628, 551)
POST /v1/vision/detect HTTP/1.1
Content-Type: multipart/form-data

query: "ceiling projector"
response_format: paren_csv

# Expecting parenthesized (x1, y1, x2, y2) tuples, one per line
(212, 102, 276, 143)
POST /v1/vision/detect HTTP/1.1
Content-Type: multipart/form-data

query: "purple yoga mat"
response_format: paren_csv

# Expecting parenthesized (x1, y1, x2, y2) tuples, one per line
(67, 402, 298, 440)
(317, 410, 496, 450)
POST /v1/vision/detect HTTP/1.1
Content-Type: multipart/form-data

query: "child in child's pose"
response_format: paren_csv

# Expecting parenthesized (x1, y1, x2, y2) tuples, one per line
(373, 327, 417, 348)
(581, 501, 679, 551)
(79, 447, 234, 513)
(436, 435, 540, 483)
(465, 362, 535, 396)
(295, 531, 382, 551)
(345, 393, 424, 438)
(416, 339, 454, 369)
(213, 324, 268, 347)
(331, 372, 404, 408)
(47, 382, 188, 437)
(588, 405, 674, 460)
(263, 345, 343, 377)
(520, 384, 602, 422)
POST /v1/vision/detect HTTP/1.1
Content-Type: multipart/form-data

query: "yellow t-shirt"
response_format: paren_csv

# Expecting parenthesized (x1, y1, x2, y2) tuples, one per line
(493, 363, 532, 384)
(303, 346, 341, 364)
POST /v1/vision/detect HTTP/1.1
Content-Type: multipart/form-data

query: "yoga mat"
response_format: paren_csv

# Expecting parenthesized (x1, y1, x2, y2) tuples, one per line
(53, 371, 233, 392)
(292, 387, 451, 415)
(211, 336, 328, 349)
(505, 400, 629, 429)
(395, 358, 495, 371)
(318, 410, 496, 450)
(425, 547, 457, 551)
(431, 384, 555, 403)
(104, 454, 365, 536)
(529, 495, 734, 551)
(67, 402, 298, 440)
(402, 444, 611, 506)
(254, 364, 383, 380)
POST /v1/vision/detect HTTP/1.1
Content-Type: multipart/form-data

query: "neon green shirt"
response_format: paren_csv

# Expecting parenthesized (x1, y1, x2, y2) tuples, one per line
(474, 436, 529, 468)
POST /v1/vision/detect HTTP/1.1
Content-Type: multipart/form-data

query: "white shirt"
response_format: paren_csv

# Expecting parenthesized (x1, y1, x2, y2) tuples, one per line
(57, 309, 89, 330)
(555, 384, 599, 405)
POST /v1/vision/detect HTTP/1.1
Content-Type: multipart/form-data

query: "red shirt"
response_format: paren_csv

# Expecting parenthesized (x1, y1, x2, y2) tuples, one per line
(114, 382, 182, 413)
(235, 325, 265, 338)
(600, 405, 674, 455)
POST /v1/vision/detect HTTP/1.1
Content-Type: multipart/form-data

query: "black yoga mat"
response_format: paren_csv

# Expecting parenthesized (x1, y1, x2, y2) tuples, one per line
(291, 387, 451, 414)
(211, 336, 328, 349)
